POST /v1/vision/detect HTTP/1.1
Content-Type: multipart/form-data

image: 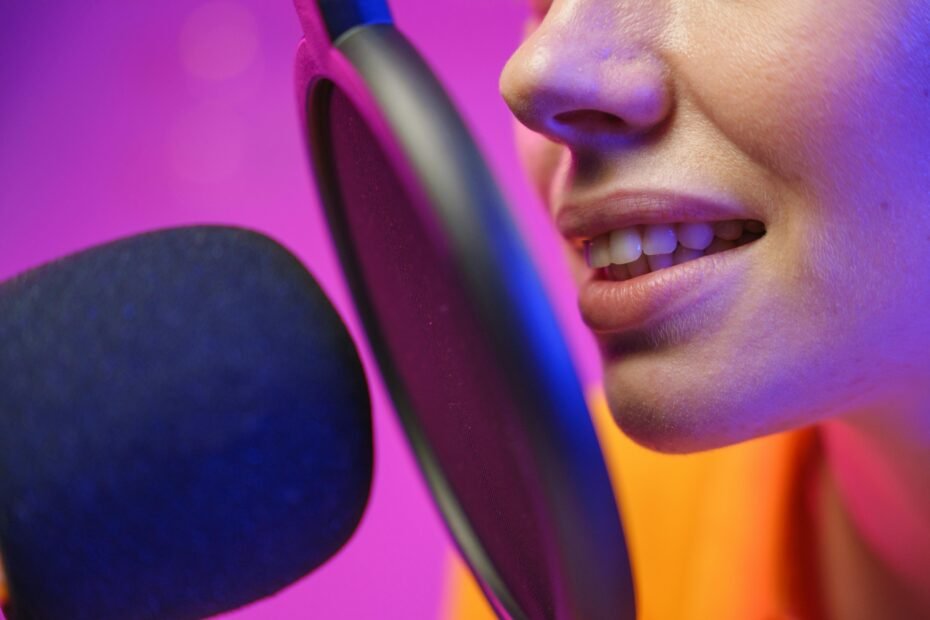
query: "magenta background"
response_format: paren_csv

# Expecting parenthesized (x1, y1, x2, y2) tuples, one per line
(0, 1, 601, 617)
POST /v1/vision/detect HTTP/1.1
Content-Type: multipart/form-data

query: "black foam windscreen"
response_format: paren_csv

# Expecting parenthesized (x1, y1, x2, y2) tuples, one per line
(0, 226, 373, 620)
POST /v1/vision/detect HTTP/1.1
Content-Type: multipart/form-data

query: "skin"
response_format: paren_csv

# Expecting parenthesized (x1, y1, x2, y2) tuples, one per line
(499, 0, 930, 616)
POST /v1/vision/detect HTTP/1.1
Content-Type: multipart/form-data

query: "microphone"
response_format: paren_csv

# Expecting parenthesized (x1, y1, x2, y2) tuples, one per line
(0, 226, 373, 620)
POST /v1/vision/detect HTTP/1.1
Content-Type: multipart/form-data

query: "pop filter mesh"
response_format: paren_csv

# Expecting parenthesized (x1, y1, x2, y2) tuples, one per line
(320, 83, 554, 618)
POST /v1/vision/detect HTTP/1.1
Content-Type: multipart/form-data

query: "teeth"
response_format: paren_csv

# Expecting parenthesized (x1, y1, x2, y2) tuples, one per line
(705, 237, 736, 255)
(608, 228, 643, 264)
(626, 253, 650, 278)
(673, 245, 704, 265)
(745, 220, 765, 234)
(584, 219, 765, 273)
(587, 235, 611, 268)
(642, 224, 678, 255)
(713, 220, 743, 241)
(647, 252, 674, 271)
(675, 222, 714, 250)
(607, 263, 631, 281)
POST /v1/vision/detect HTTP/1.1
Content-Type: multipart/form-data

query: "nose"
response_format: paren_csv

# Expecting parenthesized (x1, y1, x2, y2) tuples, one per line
(500, 6, 673, 149)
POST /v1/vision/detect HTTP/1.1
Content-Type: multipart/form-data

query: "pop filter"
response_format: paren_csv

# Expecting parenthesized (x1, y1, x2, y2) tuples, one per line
(294, 2, 635, 618)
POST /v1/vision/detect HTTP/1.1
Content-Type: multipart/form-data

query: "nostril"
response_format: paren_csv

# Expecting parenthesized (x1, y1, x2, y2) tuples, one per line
(553, 109, 629, 133)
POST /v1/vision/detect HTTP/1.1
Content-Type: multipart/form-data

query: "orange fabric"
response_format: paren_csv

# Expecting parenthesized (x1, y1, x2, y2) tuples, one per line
(442, 386, 819, 619)
(0, 559, 6, 609)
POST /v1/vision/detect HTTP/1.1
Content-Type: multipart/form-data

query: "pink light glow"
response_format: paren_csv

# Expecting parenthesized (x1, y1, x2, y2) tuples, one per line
(0, 1, 598, 617)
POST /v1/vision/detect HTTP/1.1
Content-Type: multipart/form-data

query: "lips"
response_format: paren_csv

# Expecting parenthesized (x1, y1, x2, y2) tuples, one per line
(556, 189, 763, 244)
(577, 239, 761, 334)
(557, 189, 765, 335)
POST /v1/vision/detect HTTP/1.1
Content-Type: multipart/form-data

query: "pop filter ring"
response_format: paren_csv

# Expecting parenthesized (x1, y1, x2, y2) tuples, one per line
(294, 2, 635, 618)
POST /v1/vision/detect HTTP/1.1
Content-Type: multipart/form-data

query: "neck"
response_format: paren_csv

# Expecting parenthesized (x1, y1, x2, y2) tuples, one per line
(815, 403, 930, 619)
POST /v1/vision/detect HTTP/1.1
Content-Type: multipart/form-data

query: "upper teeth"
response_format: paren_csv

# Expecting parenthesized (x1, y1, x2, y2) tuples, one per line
(584, 219, 764, 270)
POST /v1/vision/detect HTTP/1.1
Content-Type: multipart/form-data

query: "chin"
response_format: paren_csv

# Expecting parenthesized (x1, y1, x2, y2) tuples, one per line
(599, 351, 779, 455)
(603, 386, 723, 455)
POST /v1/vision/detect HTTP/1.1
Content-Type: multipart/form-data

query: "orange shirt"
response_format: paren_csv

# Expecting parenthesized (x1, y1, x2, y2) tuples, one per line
(442, 387, 821, 619)
(0, 560, 6, 611)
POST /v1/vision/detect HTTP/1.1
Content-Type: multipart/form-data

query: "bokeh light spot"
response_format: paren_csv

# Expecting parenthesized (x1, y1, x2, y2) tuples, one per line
(179, 1, 259, 81)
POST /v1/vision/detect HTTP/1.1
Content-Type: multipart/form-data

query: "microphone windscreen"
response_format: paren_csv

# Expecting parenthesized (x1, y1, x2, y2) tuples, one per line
(0, 226, 373, 620)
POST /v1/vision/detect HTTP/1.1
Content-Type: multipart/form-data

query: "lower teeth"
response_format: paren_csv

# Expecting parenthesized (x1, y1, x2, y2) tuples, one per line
(603, 232, 763, 281)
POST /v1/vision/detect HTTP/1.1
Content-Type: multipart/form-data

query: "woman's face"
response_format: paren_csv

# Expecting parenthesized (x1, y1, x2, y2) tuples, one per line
(500, 0, 930, 452)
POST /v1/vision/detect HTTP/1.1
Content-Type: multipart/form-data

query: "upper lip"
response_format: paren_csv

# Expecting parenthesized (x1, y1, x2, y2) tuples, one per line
(555, 188, 760, 243)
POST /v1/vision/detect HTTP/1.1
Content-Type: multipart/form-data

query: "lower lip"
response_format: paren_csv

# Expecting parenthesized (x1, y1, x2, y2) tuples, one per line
(577, 239, 761, 334)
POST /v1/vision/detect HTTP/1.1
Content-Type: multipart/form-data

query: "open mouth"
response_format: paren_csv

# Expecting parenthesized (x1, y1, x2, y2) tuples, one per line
(583, 219, 766, 281)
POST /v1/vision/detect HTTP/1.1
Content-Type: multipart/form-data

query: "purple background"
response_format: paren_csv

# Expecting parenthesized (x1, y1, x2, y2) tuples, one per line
(0, 1, 601, 617)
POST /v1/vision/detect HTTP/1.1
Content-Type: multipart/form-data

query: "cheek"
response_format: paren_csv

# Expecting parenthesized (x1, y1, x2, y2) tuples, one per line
(513, 121, 594, 286)
(680, 0, 923, 181)
(685, 0, 930, 339)
(514, 120, 565, 205)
